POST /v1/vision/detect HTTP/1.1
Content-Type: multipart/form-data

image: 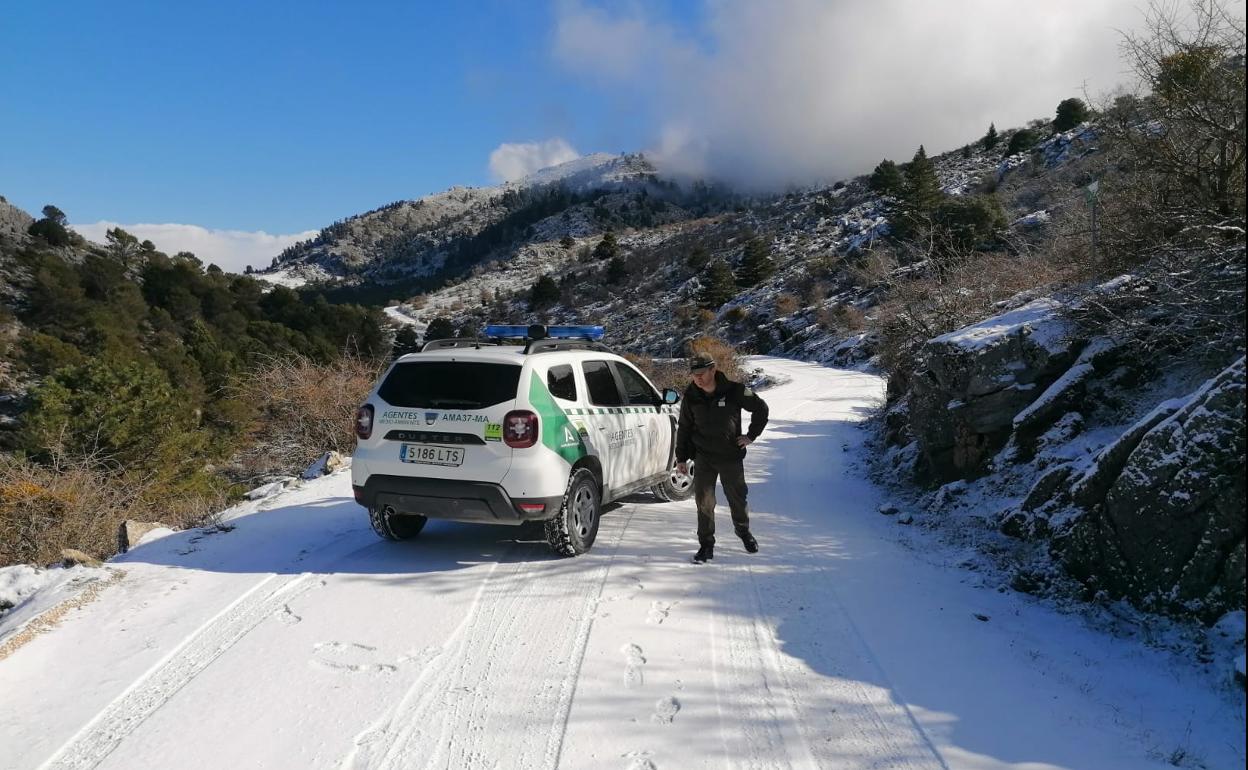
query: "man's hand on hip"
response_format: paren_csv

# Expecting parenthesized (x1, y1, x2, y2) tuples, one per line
(736, 436, 753, 447)
(676, 462, 688, 475)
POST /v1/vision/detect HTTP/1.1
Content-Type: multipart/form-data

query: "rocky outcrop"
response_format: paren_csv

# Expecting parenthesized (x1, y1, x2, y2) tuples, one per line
(1052, 357, 1246, 622)
(0, 198, 33, 244)
(910, 298, 1079, 481)
(117, 520, 174, 553)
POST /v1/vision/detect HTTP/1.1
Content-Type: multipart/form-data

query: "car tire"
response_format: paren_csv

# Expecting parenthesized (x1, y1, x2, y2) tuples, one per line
(545, 468, 601, 556)
(369, 505, 428, 541)
(652, 459, 695, 502)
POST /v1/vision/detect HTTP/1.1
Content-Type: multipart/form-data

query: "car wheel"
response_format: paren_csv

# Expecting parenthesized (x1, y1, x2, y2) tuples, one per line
(369, 504, 427, 541)
(545, 468, 601, 556)
(652, 459, 695, 502)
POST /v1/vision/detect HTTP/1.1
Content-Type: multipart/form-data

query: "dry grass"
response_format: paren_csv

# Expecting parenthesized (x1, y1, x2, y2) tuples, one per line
(869, 245, 1090, 388)
(774, 293, 801, 316)
(626, 335, 747, 392)
(230, 353, 384, 480)
(0, 453, 226, 567)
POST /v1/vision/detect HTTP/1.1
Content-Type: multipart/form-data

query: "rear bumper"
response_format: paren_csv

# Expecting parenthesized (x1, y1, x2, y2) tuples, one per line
(353, 475, 563, 524)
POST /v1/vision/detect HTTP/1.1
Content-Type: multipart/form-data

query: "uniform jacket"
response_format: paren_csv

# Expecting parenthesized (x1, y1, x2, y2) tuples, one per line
(675, 371, 769, 463)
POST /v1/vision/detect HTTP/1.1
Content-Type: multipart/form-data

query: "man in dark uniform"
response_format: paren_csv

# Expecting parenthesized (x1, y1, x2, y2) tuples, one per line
(675, 353, 769, 564)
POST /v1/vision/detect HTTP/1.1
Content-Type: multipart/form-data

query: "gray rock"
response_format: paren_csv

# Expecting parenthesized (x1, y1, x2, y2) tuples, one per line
(910, 298, 1078, 482)
(60, 548, 102, 568)
(1057, 357, 1246, 622)
(897, 512, 915, 525)
(878, 503, 900, 515)
(117, 520, 173, 553)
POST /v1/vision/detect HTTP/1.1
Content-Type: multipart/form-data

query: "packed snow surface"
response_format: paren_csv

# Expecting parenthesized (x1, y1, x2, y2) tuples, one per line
(0, 359, 1240, 770)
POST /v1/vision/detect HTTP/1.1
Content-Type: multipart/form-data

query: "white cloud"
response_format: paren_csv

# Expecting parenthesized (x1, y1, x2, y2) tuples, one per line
(69, 221, 319, 275)
(554, 0, 1147, 189)
(488, 138, 581, 182)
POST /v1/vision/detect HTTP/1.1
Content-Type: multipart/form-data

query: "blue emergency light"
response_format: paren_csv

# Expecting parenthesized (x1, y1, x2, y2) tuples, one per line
(484, 324, 605, 341)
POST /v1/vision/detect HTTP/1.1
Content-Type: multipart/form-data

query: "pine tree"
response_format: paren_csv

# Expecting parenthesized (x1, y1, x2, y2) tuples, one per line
(698, 259, 737, 309)
(982, 123, 998, 149)
(528, 274, 560, 309)
(1006, 128, 1038, 156)
(605, 255, 628, 284)
(902, 145, 942, 212)
(592, 231, 618, 261)
(424, 316, 457, 340)
(736, 237, 776, 287)
(1052, 97, 1090, 133)
(868, 160, 904, 197)
(392, 326, 422, 358)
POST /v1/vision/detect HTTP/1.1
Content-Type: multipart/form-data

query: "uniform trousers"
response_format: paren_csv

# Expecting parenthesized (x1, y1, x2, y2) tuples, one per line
(692, 454, 750, 546)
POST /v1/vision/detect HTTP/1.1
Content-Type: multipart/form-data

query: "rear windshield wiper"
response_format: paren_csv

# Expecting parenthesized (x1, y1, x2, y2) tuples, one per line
(427, 398, 483, 408)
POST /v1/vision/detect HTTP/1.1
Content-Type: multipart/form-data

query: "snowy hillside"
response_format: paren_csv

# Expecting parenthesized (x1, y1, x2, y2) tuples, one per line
(1, 360, 1241, 770)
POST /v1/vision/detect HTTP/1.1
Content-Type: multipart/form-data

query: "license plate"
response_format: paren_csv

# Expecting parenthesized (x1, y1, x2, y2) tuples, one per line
(399, 444, 464, 467)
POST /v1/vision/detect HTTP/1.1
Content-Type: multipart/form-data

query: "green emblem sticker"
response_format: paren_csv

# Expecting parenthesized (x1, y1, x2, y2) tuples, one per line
(484, 422, 503, 442)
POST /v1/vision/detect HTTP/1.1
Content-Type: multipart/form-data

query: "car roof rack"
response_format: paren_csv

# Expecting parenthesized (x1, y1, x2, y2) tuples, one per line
(420, 338, 500, 352)
(523, 338, 613, 355)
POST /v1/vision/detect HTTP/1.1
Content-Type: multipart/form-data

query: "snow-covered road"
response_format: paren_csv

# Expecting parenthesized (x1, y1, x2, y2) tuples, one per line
(1, 359, 1241, 770)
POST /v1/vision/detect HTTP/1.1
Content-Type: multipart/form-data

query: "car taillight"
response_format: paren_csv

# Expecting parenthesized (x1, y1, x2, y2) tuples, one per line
(355, 405, 374, 440)
(503, 410, 539, 449)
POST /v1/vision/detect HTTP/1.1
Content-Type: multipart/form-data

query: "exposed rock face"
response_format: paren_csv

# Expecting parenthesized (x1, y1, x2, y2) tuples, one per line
(1054, 357, 1246, 622)
(0, 199, 33, 244)
(910, 298, 1078, 482)
(117, 520, 173, 553)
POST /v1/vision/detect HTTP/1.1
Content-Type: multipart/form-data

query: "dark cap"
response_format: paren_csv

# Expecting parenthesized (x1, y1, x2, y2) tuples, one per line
(689, 353, 716, 372)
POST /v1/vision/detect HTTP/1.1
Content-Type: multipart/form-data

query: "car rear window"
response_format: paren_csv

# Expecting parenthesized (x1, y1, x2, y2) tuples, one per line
(378, 362, 521, 409)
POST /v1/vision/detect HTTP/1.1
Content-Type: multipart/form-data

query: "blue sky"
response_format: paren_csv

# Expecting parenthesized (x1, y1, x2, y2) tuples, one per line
(2, 1, 1147, 271)
(1, 1, 675, 233)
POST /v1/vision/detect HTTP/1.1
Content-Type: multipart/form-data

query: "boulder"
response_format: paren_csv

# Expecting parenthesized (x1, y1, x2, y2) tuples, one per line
(1056, 357, 1246, 622)
(910, 298, 1079, 482)
(301, 450, 347, 480)
(60, 548, 102, 568)
(117, 520, 173, 553)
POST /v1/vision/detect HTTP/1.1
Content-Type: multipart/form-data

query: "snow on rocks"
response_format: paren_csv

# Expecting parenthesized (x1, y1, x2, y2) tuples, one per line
(911, 298, 1078, 481)
(1051, 357, 1246, 622)
(1011, 210, 1051, 228)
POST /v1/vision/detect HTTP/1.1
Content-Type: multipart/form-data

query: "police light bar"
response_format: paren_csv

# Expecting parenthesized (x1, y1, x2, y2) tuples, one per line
(484, 324, 605, 341)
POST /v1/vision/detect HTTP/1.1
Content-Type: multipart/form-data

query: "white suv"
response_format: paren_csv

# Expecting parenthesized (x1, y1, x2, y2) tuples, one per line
(351, 325, 693, 555)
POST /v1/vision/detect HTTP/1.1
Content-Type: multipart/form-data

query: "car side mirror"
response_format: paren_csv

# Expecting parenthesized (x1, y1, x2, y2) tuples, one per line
(662, 388, 680, 404)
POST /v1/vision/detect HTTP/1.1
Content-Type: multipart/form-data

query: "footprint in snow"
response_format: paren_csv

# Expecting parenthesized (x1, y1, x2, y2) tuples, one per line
(623, 643, 646, 688)
(275, 604, 302, 625)
(646, 601, 675, 624)
(623, 750, 658, 769)
(652, 696, 680, 724)
(311, 641, 398, 674)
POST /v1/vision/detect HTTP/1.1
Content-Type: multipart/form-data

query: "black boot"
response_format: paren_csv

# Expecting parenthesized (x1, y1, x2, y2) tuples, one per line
(692, 543, 714, 563)
(738, 530, 759, 553)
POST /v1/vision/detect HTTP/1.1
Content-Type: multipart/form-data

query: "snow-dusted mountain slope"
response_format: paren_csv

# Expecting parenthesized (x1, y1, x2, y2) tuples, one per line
(1, 359, 1239, 770)
(257, 153, 661, 284)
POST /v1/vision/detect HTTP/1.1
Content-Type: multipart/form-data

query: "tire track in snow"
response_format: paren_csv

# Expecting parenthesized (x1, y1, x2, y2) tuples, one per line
(37, 572, 320, 770)
(713, 564, 819, 769)
(749, 359, 947, 769)
(342, 506, 633, 770)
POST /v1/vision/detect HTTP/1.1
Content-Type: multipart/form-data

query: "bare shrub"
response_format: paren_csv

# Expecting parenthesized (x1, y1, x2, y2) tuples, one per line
(695, 309, 716, 327)
(724, 306, 750, 324)
(774, 293, 801, 315)
(231, 353, 384, 479)
(870, 247, 1084, 389)
(622, 353, 686, 392)
(0, 453, 227, 566)
(688, 335, 746, 383)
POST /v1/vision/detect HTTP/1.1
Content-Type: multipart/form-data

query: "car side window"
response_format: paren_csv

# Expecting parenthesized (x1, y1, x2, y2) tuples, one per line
(547, 364, 577, 401)
(615, 363, 658, 406)
(583, 360, 624, 406)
